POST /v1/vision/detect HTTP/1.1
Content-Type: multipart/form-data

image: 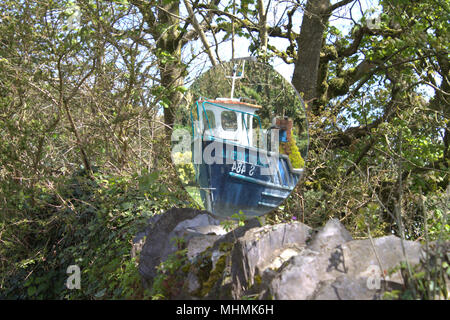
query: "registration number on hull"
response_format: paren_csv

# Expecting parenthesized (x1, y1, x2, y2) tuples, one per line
(231, 161, 255, 176)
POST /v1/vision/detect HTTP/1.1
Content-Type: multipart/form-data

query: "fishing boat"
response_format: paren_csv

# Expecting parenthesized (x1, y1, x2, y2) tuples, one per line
(190, 62, 304, 217)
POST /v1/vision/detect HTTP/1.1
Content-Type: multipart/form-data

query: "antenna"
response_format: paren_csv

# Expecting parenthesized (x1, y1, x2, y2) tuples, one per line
(226, 60, 246, 100)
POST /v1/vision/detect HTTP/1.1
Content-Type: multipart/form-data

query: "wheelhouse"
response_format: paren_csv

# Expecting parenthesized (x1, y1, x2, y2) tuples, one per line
(191, 98, 262, 148)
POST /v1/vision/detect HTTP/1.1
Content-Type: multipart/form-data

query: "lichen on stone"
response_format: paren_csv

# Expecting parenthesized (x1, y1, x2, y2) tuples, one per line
(254, 274, 262, 285)
(200, 253, 228, 297)
(194, 251, 213, 284)
(218, 241, 234, 253)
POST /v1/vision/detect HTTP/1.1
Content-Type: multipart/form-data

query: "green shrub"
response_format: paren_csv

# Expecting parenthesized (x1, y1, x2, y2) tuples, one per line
(0, 168, 197, 299)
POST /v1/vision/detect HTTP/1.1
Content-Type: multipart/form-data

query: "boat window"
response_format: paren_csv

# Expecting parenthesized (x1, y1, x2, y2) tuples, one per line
(203, 110, 216, 129)
(221, 111, 237, 131)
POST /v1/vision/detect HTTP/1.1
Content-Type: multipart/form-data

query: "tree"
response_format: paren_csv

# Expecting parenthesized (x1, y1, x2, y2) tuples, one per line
(129, 0, 224, 130)
(194, 0, 448, 235)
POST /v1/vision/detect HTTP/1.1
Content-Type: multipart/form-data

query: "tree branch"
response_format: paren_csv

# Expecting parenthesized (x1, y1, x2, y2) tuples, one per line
(326, 0, 357, 14)
(183, 0, 217, 66)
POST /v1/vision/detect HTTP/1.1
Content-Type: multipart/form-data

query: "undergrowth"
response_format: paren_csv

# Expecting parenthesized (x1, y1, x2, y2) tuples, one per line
(0, 168, 196, 299)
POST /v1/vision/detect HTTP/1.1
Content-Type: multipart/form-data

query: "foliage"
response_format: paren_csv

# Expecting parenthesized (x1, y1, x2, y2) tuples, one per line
(280, 134, 305, 169)
(150, 238, 189, 300)
(172, 152, 196, 186)
(220, 210, 247, 233)
(0, 165, 195, 299)
(384, 245, 450, 300)
(0, 0, 449, 300)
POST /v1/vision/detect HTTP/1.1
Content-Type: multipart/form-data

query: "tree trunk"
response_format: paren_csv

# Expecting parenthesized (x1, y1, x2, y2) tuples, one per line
(132, 1, 186, 132)
(159, 58, 184, 130)
(292, 0, 330, 114)
(157, 1, 184, 132)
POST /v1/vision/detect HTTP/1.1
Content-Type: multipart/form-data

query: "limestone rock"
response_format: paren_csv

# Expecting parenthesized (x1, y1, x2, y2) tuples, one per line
(340, 236, 422, 285)
(269, 249, 327, 299)
(138, 208, 220, 287)
(231, 222, 312, 298)
(309, 218, 353, 252)
(136, 209, 446, 300)
(268, 235, 423, 300)
(311, 276, 382, 300)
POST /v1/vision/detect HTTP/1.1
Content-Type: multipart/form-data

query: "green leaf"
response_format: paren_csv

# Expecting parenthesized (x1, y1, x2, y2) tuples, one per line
(27, 286, 37, 296)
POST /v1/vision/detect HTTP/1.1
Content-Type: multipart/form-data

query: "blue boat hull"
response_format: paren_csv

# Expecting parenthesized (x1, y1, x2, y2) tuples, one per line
(194, 138, 301, 217)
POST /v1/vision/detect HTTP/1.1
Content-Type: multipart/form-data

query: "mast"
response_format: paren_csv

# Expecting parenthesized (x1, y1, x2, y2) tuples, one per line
(226, 60, 246, 100)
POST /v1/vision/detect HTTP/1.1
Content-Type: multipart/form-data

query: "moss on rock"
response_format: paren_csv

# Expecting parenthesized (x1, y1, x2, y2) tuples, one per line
(218, 241, 234, 253)
(254, 274, 262, 285)
(200, 253, 228, 297)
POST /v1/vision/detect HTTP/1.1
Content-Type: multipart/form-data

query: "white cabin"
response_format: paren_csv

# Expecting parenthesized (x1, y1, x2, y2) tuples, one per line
(197, 98, 261, 147)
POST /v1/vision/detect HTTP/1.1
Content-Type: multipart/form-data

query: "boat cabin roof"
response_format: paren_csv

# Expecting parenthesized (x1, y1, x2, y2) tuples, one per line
(198, 98, 262, 110)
